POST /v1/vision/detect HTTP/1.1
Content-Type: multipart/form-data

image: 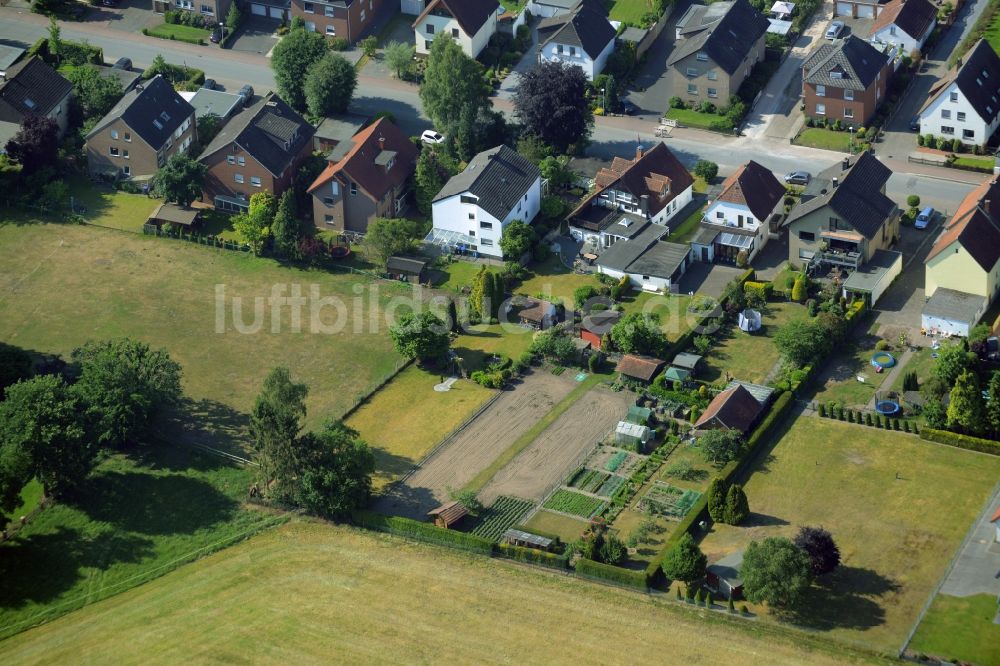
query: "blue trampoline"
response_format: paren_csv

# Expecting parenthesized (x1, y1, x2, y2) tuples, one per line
(870, 352, 896, 369)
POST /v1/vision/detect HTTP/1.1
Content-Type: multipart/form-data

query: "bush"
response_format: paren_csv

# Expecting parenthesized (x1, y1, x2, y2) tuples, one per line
(328, 37, 350, 51)
(353, 511, 494, 554)
(575, 558, 648, 590)
(920, 428, 1000, 455)
(917, 133, 925, 147)
(669, 96, 685, 109)
(817, 403, 826, 417)
(697, 101, 716, 114)
(496, 543, 569, 569)
(906, 195, 920, 208)
(875, 339, 889, 351)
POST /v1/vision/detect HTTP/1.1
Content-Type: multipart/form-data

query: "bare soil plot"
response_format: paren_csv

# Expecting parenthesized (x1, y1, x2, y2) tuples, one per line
(478, 385, 633, 506)
(374, 371, 576, 519)
(587, 446, 645, 478)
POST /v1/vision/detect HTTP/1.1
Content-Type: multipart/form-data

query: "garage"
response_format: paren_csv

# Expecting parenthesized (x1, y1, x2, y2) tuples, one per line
(268, 5, 283, 18)
(921, 287, 988, 338)
(835, 1, 852, 16)
(251, 3, 265, 15)
(856, 3, 874, 17)
(843, 250, 901, 306)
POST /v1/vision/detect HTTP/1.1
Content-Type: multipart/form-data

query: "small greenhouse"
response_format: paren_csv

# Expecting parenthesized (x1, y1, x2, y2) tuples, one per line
(615, 421, 652, 449)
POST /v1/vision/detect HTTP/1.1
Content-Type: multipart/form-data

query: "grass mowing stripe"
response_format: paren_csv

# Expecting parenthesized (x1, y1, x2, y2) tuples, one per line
(462, 374, 605, 494)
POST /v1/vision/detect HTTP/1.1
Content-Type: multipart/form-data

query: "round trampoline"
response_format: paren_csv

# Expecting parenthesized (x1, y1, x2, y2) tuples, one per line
(330, 246, 351, 259)
(875, 400, 901, 416)
(870, 351, 896, 369)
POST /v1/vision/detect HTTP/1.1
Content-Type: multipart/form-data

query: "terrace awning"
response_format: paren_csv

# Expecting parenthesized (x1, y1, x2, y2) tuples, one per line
(424, 228, 477, 248)
(717, 232, 753, 249)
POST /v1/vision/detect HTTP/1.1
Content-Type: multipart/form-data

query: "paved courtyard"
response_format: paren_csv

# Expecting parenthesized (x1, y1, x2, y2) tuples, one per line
(939, 488, 1000, 597)
(228, 16, 279, 56)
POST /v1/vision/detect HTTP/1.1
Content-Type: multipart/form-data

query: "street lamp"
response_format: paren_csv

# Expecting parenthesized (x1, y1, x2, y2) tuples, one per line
(849, 125, 854, 154)
(219, 21, 224, 46)
(601, 87, 606, 113)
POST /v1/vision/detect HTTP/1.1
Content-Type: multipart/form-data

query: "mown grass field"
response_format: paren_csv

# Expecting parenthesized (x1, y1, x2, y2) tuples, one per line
(0, 223, 404, 449)
(0, 447, 280, 641)
(909, 593, 1000, 665)
(344, 365, 493, 490)
(0, 521, 882, 664)
(700, 301, 805, 383)
(808, 336, 892, 408)
(699, 418, 1000, 652)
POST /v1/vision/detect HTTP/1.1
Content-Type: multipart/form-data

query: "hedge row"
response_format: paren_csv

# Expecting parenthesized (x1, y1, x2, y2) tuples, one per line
(28, 36, 103, 66)
(496, 543, 570, 569)
(575, 557, 649, 591)
(353, 510, 495, 555)
(920, 428, 1000, 456)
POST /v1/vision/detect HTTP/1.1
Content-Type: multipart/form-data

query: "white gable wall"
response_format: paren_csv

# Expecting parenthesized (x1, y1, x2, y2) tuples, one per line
(538, 35, 615, 81)
(653, 184, 693, 227)
(430, 176, 541, 259)
(920, 80, 999, 146)
(414, 9, 497, 57)
(871, 16, 935, 56)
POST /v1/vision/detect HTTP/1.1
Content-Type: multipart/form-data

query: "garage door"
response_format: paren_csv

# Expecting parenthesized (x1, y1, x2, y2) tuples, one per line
(857, 4, 874, 17)
(251, 3, 265, 15)
(835, 2, 852, 16)
(268, 5, 283, 18)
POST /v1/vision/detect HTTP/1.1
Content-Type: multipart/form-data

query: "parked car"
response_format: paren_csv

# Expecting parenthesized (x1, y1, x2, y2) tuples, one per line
(210, 27, 223, 43)
(915, 206, 935, 229)
(825, 20, 845, 39)
(237, 84, 254, 106)
(421, 129, 446, 145)
(909, 116, 920, 131)
(202, 79, 217, 91)
(112, 57, 132, 70)
(784, 171, 811, 185)
(621, 100, 638, 115)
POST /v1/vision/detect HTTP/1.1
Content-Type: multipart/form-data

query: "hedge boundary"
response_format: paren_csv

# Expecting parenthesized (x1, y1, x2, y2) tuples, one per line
(575, 557, 649, 591)
(496, 543, 570, 569)
(920, 428, 1000, 456)
(353, 510, 495, 555)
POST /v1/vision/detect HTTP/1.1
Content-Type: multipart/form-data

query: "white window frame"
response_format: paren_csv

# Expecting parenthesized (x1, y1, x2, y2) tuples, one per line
(235, 173, 245, 183)
(815, 84, 825, 97)
(815, 103, 826, 115)
(250, 176, 261, 187)
(844, 89, 854, 101)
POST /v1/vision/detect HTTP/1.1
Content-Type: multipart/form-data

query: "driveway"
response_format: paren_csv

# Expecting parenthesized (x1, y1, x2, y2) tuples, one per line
(939, 485, 1000, 597)
(227, 16, 279, 56)
(677, 261, 744, 298)
(496, 25, 539, 100)
(83, 0, 160, 34)
(628, 0, 691, 120)
(869, 215, 942, 335)
(752, 232, 789, 281)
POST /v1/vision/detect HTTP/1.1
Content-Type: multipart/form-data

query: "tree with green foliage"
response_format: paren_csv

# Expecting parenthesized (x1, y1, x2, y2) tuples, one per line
(0, 434, 32, 520)
(662, 532, 707, 583)
(610, 312, 666, 356)
(741, 537, 812, 608)
(446, 299, 460, 333)
(707, 477, 727, 522)
(250, 367, 308, 497)
(574, 285, 599, 309)
(529, 328, 577, 364)
(47, 16, 61, 65)
(600, 533, 627, 564)
(225, 3, 241, 33)
(384, 40, 415, 79)
(0, 342, 32, 397)
(5, 115, 58, 176)
(790, 275, 807, 302)
(481, 271, 497, 320)
(66, 64, 123, 121)
(414, 147, 456, 215)
(947, 370, 987, 435)
(194, 112, 223, 153)
(538, 155, 575, 190)
(794, 526, 840, 576)
(270, 25, 328, 111)
(304, 52, 357, 117)
(420, 36, 490, 137)
(492, 272, 505, 317)
(774, 318, 830, 367)
(469, 266, 489, 320)
(987, 371, 1000, 438)
(360, 35, 378, 59)
(71, 338, 182, 449)
(364, 217, 417, 269)
(294, 420, 375, 518)
(271, 189, 300, 259)
(233, 191, 276, 255)
(0, 375, 90, 498)
(923, 397, 947, 429)
(499, 219, 536, 260)
(153, 153, 208, 207)
(723, 483, 749, 525)
(933, 341, 977, 387)
(693, 160, 719, 181)
(514, 60, 592, 153)
(389, 311, 450, 364)
(451, 103, 478, 162)
(700, 430, 745, 466)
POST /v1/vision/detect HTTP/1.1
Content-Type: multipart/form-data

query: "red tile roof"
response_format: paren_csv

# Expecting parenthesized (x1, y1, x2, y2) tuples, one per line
(925, 178, 1000, 272)
(695, 384, 763, 433)
(991, 506, 1000, 523)
(584, 143, 695, 218)
(715, 160, 786, 221)
(616, 353, 665, 382)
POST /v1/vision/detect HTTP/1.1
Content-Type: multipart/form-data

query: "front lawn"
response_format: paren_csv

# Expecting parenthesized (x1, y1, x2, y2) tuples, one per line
(619, 291, 693, 342)
(807, 336, 892, 408)
(607, 0, 655, 25)
(909, 593, 1000, 665)
(950, 155, 994, 171)
(793, 127, 869, 153)
(699, 301, 805, 384)
(665, 107, 734, 131)
(698, 417, 1000, 652)
(146, 23, 211, 43)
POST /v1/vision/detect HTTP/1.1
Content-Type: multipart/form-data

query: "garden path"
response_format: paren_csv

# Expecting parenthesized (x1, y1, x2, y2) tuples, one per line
(864, 348, 914, 410)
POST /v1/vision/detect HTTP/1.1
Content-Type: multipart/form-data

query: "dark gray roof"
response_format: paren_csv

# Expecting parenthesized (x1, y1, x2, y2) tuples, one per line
(433, 145, 540, 221)
(595, 222, 667, 272)
(315, 112, 368, 143)
(386, 256, 427, 274)
(843, 249, 902, 292)
(872, 0, 936, 41)
(188, 88, 243, 119)
(0, 56, 73, 124)
(415, 0, 499, 36)
(803, 36, 889, 91)
(198, 92, 313, 177)
(668, 0, 771, 75)
(0, 45, 25, 74)
(928, 40, 1000, 126)
(786, 153, 896, 239)
(724, 380, 774, 405)
(923, 287, 987, 323)
(625, 241, 691, 279)
(537, 4, 616, 60)
(86, 75, 193, 150)
(97, 65, 141, 92)
(707, 550, 744, 586)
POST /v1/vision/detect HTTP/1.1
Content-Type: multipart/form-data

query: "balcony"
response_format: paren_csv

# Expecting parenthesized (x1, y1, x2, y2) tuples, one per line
(815, 249, 862, 269)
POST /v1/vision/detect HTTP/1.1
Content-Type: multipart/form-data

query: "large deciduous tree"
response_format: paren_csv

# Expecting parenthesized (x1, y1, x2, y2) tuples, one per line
(610, 312, 666, 357)
(661, 532, 707, 583)
(0, 435, 32, 520)
(250, 367, 308, 496)
(419, 36, 490, 136)
(389, 311, 450, 364)
(947, 369, 987, 435)
(933, 341, 977, 387)
(793, 526, 840, 576)
(304, 52, 357, 117)
(384, 40, 415, 79)
(364, 217, 418, 269)
(774, 319, 830, 368)
(233, 191, 276, 255)
(294, 420, 375, 519)
(5, 115, 59, 176)
(66, 64, 123, 121)
(699, 429, 745, 466)
(0, 342, 32, 397)
(499, 219, 535, 261)
(152, 153, 208, 207)
(270, 26, 328, 112)
(71, 338, 182, 449)
(741, 537, 812, 609)
(414, 147, 456, 215)
(514, 60, 593, 153)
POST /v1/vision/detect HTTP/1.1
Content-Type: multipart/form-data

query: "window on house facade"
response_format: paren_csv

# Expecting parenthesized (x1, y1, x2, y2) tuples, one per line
(688, 83, 697, 94)
(324, 215, 334, 224)
(799, 230, 815, 241)
(110, 146, 119, 156)
(303, 1, 314, 11)
(716, 211, 724, 219)
(950, 91, 958, 102)
(707, 88, 717, 97)
(481, 238, 493, 247)
(815, 103, 826, 115)
(326, 25, 336, 34)
(963, 129, 975, 139)
(468, 212, 474, 219)
(235, 174, 244, 183)
(452, 28, 458, 38)
(153, 119, 163, 130)
(227, 155, 235, 164)
(696, 52, 708, 61)
(460, 195, 476, 204)
(844, 89, 854, 100)
(323, 4, 333, 15)
(957, 112, 966, 121)
(686, 67, 698, 77)
(124, 133, 131, 142)
(941, 125, 955, 134)
(480, 221, 493, 229)
(425, 39, 431, 49)
(360, 8, 365, 20)
(941, 109, 951, 119)
(469, 230, 475, 237)
(237, 156, 245, 166)
(426, 23, 434, 34)
(324, 197, 334, 205)
(123, 150, 129, 159)
(707, 70, 717, 80)
(844, 108, 853, 118)
(201, 4, 212, 13)
(815, 85, 825, 97)
(350, 182, 357, 195)
(111, 130, 119, 140)
(889, 25, 896, 34)
(250, 176, 261, 187)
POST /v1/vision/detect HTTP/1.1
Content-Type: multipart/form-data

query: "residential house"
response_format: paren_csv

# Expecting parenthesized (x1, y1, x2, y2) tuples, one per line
(86, 75, 196, 180)
(922, 178, 1000, 336)
(0, 45, 25, 78)
(802, 36, 891, 126)
(693, 160, 785, 264)
(291, 0, 385, 41)
(412, 0, 500, 58)
(694, 383, 764, 434)
(785, 152, 900, 270)
(154, 0, 234, 23)
(596, 223, 692, 292)
(834, 0, 889, 18)
(869, 0, 936, 56)
(0, 56, 73, 138)
(307, 117, 418, 232)
(427, 144, 541, 259)
(616, 354, 666, 384)
(567, 143, 695, 248)
(918, 40, 1000, 148)
(536, 2, 615, 81)
(313, 112, 368, 153)
(667, 0, 770, 106)
(198, 92, 314, 212)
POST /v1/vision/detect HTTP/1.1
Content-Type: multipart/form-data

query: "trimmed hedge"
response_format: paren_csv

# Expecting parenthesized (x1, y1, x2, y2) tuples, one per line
(28, 36, 103, 66)
(496, 543, 570, 569)
(920, 428, 1000, 456)
(575, 557, 648, 591)
(353, 510, 495, 555)
(743, 280, 773, 301)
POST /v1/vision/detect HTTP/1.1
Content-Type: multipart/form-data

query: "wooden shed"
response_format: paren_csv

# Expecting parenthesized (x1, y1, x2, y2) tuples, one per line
(616, 353, 665, 384)
(428, 500, 468, 529)
(146, 203, 201, 229)
(502, 528, 554, 551)
(386, 256, 428, 283)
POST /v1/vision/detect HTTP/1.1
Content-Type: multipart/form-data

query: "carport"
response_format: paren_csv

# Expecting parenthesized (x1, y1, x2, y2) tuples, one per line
(842, 249, 902, 306)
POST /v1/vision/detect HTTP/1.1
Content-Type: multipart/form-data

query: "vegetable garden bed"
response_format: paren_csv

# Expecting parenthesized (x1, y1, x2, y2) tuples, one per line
(568, 469, 611, 493)
(471, 496, 534, 541)
(638, 482, 702, 518)
(543, 489, 607, 519)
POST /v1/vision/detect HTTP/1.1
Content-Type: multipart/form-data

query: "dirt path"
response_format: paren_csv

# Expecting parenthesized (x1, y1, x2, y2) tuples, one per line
(373, 371, 577, 520)
(478, 385, 634, 506)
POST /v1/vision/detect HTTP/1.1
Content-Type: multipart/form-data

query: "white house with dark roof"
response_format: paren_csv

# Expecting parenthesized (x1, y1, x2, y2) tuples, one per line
(919, 40, 1000, 147)
(426, 145, 541, 259)
(595, 222, 692, 292)
(536, 2, 616, 80)
(0, 56, 73, 138)
(412, 0, 500, 58)
(869, 0, 936, 56)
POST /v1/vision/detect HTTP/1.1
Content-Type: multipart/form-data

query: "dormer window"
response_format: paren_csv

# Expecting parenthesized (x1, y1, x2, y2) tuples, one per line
(696, 51, 708, 61)
(23, 98, 35, 109)
(829, 71, 843, 79)
(160, 111, 170, 122)
(977, 77, 984, 86)
(153, 119, 163, 130)
(983, 69, 990, 79)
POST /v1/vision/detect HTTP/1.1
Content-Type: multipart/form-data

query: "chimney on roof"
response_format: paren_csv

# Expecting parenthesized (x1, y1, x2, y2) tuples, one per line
(842, 157, 850, 170)
(636, 144, 644, 160)
(832, 177, 839, 188)
(640, 194, 650, 216)
(986, 199, 992, 214)
(379, 135, 385, 150)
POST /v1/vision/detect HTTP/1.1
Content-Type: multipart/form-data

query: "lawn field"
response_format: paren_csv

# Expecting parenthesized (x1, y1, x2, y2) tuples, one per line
(0, 446, 280, 641)
(0, 223, 404, 449)
(793, 128, 869, 153)
(909, 593, 1000, 665)
(452, 322, 536, 370)
(147, 23, 210, 42)
(522, 508, 590, 543)
(700, 301, 805, 383)
(665, 107, 734, 131)
(619, 291, 694, 341)
(808, 337, 892, 408)
(0, 521, 881, 664)
(699, 417, 1000, 652)
(516, 256, 601, 309)
(344, 365, 494, 489)
(606, 0, 657, 25)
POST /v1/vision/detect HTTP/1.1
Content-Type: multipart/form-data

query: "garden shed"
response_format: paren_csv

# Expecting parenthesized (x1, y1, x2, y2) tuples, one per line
(707, 550, 744, 600)
(921, 287, 988, 338)
(518, 298, 558, 330)
(427, 500, 468, 529)
(580, 310, 621, 348)
(663, 366, 691, 384)
(671, 352, 703, 375)
(615, 420, 652, 448)
(146, 203, 201, 229)
(616, 353, 666, 384)
(843, 249, 902, 306)
(386, 256, 427, 283)
(695, 384, 763, 435)
(502, 528, 554, 551)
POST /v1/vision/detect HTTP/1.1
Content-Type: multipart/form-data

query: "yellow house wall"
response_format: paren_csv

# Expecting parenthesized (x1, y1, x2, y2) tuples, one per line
(925, 242, 1000, 299)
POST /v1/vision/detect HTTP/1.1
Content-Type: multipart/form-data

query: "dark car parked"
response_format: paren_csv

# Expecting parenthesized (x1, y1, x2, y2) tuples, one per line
(112, 57, 132, 70)
(210, 27, 223, 43)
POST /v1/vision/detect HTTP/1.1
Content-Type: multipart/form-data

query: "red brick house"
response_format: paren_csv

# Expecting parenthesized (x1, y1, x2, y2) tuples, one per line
(290, 0, 386, 42)
(802, 35, 891, 126)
